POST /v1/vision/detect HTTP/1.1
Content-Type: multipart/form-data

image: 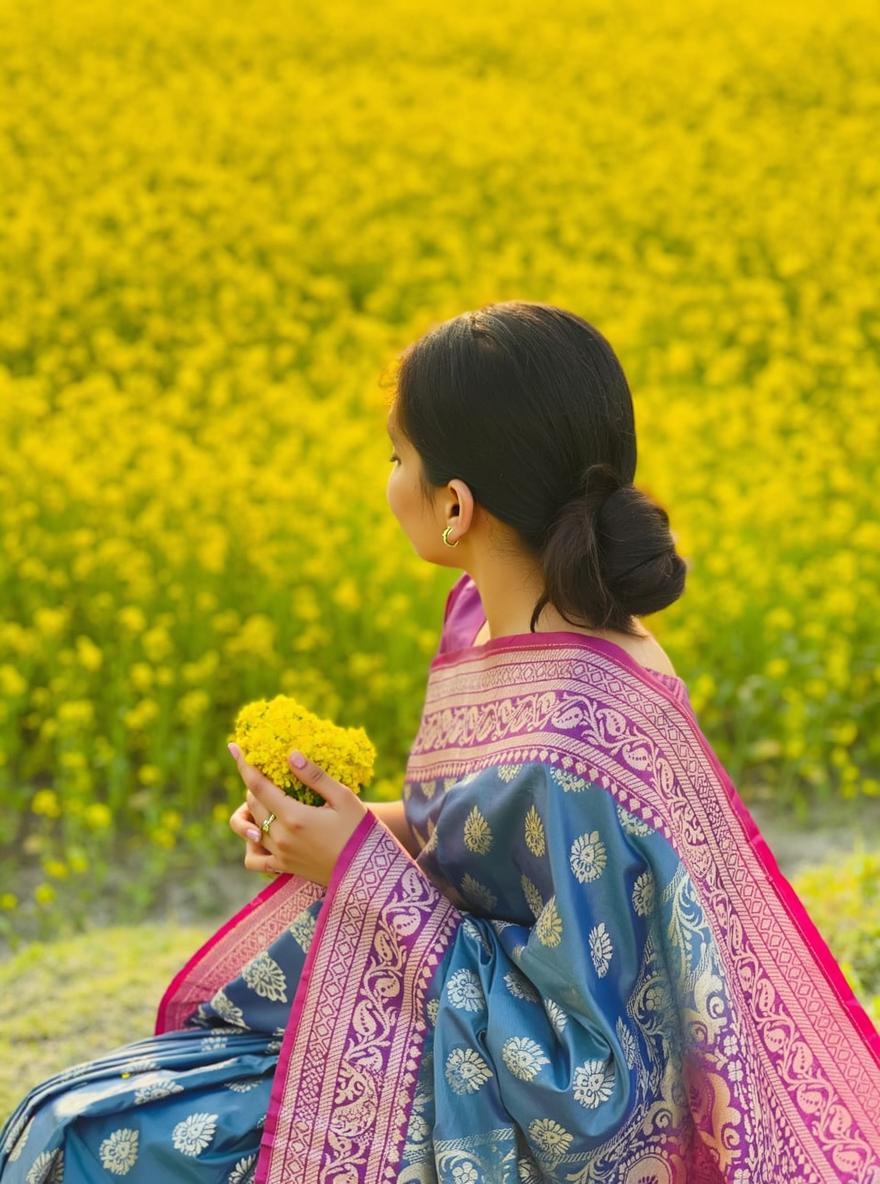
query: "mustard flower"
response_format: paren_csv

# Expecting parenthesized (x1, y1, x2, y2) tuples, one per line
(230, 694, 375, 807)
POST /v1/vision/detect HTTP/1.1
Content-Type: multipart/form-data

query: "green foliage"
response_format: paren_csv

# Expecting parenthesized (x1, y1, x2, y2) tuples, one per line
(1, 0, 879, 945)
(791, 844, 880, 1027)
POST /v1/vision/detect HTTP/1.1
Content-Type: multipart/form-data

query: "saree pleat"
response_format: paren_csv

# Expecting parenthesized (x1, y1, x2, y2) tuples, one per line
(2, 571, 878, 1183)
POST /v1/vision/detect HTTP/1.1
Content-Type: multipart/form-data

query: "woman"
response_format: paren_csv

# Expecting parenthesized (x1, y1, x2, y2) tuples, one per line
(2, 301, 878, 1183)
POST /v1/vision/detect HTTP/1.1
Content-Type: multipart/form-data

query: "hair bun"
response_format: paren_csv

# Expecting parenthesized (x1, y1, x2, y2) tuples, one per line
(540, 469, 687, 634)
(592, 483, 687, 620)
(578, 461, 630, 518)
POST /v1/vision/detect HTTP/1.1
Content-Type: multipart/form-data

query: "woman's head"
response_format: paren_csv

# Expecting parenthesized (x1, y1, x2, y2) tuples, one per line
(385, 300, 686, 638)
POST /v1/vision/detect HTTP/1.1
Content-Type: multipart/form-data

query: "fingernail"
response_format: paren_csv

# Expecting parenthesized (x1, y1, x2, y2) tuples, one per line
(289, 751, 306, 768)
(228, 742, 240, 759)
(246, 827, 260, 841)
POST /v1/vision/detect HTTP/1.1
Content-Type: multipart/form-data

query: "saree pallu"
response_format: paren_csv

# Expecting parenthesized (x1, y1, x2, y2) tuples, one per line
(155, 615, 880, 1179)
(159, 579, 876, 1184)
(3, 572, 879, 1182)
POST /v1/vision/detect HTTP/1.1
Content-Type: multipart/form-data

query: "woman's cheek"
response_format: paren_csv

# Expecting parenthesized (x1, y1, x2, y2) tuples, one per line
(386, 471, 397, 515)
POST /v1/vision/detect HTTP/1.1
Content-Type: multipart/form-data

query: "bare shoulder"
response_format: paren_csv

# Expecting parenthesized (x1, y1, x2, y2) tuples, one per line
(630, 629, 679, 678)
(598, 622, 679, 677)
(567, 620, 680, 678)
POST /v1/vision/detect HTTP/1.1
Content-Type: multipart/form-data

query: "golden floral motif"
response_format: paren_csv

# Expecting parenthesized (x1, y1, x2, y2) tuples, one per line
(589, 921, 614, 977)
(502, 1035, 551, 1081)
(528, 1116, 573, 1164)
(523, 803, 546, 856)
(444, 1047, 493, 1095)
(463, 804, 493, 854)
(498, 764, 523, 782)
(521, 873, 544, 919)
(460, 872, 497, 912)
(534, 895, 563, 947)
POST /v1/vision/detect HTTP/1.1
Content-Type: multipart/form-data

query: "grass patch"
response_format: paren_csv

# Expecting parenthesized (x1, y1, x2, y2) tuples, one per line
(0, 923, 213, 1123)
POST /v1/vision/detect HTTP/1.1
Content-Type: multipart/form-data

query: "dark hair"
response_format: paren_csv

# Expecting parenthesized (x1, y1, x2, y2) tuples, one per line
(390, 300, 687, 638)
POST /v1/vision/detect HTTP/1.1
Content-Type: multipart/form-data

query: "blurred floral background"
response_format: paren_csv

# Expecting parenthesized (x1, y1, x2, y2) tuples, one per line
(0, 0, 878, 1115)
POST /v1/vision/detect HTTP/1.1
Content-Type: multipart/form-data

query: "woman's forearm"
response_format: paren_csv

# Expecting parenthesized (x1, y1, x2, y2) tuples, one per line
(364, 798, 421, 858)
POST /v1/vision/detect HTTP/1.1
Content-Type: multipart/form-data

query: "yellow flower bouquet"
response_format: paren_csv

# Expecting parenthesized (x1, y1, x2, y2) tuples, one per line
(228, 694, 376, 807)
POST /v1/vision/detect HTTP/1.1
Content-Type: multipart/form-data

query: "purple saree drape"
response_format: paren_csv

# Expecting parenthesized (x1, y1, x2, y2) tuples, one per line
(152, 573, 880, 1183)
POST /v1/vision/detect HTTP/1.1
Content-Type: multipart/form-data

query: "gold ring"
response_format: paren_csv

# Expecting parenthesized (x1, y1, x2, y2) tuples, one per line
(260, 811, 277, 836)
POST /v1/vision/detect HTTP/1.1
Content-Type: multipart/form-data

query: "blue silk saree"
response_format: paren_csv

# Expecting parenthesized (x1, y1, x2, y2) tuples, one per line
(2, 571, 879, 1184)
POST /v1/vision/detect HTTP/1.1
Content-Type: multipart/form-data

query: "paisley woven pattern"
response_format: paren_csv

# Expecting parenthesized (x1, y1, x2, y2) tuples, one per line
(147, 590, 880, 1183)
(402, 641, 880, 1183)
(256, 813, 461, 1184)
(155, 874, 324, 1034)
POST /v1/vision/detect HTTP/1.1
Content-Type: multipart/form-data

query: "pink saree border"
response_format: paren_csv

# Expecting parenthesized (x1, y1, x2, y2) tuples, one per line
(569, 634, 880, 1057)
(254, 808, 373, 1179)
(432, 622, 688, 688)
(155, 807, 462, 1181)
(684, 693, 880, 1056)
(406, 637, 880, 1180)
(431, 627, 879, 1052)
(256, 809, 462, 1183)
(154, 869, 324, 1035)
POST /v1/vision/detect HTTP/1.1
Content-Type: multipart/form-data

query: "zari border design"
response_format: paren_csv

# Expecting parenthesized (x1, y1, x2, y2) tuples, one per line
(256, 809, 462, 1184)
(405, 640, 880, 1183)
(154, 872, 324, 1035)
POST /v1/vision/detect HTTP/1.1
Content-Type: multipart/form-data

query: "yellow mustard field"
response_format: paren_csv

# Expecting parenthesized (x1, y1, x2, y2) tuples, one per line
(0, 0, 878, 938)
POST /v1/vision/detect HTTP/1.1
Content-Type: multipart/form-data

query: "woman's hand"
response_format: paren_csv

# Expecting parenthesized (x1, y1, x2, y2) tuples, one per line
(228, 799, 276, 878)
(226, 744, 369, 887)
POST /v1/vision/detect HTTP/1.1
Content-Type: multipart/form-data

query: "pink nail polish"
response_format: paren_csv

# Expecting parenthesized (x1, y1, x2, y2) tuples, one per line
(246, 827, 260, 841)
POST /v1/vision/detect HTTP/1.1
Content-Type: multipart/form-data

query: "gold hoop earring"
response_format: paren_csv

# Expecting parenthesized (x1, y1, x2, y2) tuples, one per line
(442, 525, 460, 547)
